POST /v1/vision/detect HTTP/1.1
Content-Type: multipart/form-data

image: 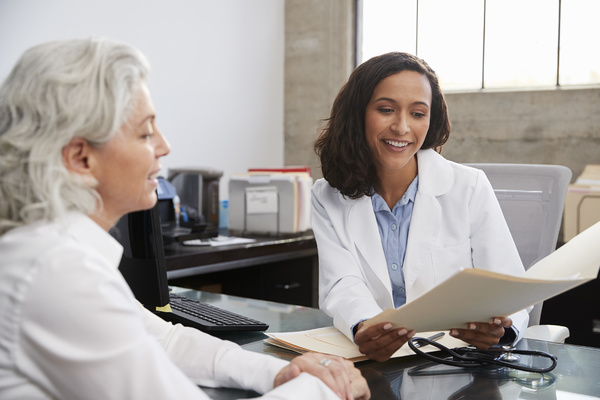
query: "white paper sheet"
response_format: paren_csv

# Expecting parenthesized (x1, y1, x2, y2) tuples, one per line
(364, 221, 600, 332)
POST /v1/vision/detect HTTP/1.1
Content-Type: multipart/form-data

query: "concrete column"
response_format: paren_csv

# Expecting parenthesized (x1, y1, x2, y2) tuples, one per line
(284, 0, 355, 179)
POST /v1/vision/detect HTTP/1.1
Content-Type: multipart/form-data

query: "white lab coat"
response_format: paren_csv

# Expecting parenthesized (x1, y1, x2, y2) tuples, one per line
(311, 149, 529, 342)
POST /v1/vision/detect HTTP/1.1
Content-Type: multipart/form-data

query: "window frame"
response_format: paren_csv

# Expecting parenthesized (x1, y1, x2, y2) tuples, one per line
(356, 0, 599, 92)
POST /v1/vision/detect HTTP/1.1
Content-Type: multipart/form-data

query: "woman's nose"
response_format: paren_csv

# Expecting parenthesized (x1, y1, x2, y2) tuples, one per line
(391, 114, 409, 134)
(155, 128, 171, 158)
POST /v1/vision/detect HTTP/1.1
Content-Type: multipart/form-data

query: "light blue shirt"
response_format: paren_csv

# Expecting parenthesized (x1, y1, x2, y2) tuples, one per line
(371, 176, 419, 308)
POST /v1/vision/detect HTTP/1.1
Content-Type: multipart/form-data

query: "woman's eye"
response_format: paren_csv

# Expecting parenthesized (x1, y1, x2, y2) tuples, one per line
(412, 112, 426, 118)
(378, 107, 394, 114)
(141, 123, 154, 139)
(141, 130, 154, 140)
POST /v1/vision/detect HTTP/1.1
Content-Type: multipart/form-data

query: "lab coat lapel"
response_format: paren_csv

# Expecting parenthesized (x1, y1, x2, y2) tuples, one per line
(404, 190, 441, 290)
(347, 196, 393, 293)
(403, 150, 453, 291)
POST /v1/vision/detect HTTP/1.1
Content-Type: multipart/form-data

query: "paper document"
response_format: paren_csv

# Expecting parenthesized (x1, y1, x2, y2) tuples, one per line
(364, 220, 600, 332)
(182, 236, 256, 247)
(265, 327, 467, 362)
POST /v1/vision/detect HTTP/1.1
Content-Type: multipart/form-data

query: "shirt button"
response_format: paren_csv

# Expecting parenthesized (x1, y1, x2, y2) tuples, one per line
(400, 288, 406, 293)
(391, 223, 397, 231)
(391, 263, 398, 270)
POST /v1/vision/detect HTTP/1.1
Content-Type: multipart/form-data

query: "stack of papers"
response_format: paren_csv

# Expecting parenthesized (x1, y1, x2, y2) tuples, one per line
(265, 327, 467, 362)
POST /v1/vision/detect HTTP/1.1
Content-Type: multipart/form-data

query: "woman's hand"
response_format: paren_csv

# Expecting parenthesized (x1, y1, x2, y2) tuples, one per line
(354, 321, 415, 362)
(274, 352, 370, 399)
(449, 317, 513, 349)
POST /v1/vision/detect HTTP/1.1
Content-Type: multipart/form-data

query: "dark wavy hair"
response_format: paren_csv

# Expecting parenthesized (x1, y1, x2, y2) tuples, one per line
(314, 52, 451, 199)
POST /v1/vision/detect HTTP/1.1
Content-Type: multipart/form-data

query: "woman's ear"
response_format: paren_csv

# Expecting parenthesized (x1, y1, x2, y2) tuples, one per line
(62, 137, 93, 177)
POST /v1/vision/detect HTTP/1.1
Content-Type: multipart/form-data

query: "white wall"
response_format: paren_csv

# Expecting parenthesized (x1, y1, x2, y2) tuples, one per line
(0, 0, 285, 199)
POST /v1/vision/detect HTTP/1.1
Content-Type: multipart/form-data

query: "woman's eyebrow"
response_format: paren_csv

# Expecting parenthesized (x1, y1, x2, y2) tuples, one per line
(137, 114, 155, 127)
(373, 97, 430, 108)
(373, 97, 396, 103)
(412, 101, 430, 108)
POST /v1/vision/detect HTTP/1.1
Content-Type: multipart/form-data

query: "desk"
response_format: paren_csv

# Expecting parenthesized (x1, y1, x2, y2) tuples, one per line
(165, 234, 318, 307)
(173, 288, 600, 400)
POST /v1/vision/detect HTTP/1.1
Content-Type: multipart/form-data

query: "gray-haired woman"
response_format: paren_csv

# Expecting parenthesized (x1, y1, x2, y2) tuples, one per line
(0, 37, 369, 400)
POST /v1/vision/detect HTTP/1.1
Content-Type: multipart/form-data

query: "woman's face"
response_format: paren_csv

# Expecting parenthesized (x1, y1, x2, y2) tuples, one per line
(90, 83, 170, 224)
(364, 70, 432, 177)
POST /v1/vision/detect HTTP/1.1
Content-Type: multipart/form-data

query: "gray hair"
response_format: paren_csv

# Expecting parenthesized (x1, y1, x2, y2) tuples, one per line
(0, 37, 150, 234)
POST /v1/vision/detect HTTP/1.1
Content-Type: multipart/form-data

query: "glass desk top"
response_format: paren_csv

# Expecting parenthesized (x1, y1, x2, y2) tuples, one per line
(172, 288, 600, 400)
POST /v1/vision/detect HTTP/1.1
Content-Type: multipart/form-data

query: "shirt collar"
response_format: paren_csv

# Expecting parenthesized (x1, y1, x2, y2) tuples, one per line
(371, 175, 419, 212)
(64, 212, 124, 268)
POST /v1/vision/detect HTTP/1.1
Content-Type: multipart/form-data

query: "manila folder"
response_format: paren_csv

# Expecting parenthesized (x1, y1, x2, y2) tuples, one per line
(364, 220, 600, 332)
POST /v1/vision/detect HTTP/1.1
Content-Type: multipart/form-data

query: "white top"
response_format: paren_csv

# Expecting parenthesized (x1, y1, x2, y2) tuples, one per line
(312, 149, 529, 341)
(0, 212, 337, 399)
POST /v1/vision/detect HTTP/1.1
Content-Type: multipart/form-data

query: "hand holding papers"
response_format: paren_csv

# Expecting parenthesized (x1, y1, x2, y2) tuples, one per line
(364, 220, 600, 333)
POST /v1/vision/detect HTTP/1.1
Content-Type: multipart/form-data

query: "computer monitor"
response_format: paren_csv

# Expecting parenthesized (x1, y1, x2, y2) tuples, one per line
(109, 201, 170, 308)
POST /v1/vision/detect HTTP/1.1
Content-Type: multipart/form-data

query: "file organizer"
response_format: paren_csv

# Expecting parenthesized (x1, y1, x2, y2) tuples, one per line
(229, 172, 312, 235)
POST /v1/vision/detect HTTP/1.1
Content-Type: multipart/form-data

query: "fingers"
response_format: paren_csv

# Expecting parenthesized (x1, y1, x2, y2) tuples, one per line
(492, 316, 513, 329)
(278, 352, 354, 399)
(273, 363, 301, 388)
(450, 317, 512, 349)
(331, 357, 370, 400)
(349, 365, 371, 400)
(324, 356, 352, 400)
(355, 322, 415, 362)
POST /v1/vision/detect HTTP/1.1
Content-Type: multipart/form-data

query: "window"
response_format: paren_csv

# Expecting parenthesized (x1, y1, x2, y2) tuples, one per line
(559, 0, 600, 85)
(358, 0, 600, 90)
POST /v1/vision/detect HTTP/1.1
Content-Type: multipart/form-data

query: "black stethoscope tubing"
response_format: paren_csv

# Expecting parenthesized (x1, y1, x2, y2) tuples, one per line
(407, 337, 558, 373)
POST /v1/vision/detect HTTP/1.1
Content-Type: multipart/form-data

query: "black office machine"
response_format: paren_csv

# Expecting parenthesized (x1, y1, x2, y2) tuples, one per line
(158, 168, 223, 243)
(110, 201, 269, 332)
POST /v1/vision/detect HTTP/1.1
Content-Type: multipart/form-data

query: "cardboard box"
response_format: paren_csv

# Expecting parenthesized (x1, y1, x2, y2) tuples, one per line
(563, 165, 600, 242)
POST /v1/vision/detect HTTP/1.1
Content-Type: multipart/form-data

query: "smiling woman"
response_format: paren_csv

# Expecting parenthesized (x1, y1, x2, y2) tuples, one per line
(364, 70, 432, 208)
(311, 52, 530, 362)
(314, 52, 449, 200)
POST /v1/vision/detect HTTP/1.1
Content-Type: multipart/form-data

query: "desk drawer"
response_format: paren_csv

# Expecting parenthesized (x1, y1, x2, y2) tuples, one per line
(262, 258, 314, 307)
(169, 256, 318, 308)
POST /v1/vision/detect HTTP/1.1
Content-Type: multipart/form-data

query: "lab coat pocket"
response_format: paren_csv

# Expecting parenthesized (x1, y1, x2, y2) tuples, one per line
(431, 240, 472, 284)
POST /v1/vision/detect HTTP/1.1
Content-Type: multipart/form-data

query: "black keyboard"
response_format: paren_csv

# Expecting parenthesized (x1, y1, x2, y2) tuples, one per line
(159, 293, 269, 332)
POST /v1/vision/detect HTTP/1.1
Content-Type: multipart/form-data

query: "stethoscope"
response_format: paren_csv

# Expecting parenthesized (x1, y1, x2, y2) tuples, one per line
(407, 336, 558, 373)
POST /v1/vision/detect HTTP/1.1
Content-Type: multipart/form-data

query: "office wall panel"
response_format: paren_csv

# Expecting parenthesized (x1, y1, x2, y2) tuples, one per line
(0, 0, 285, 200)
